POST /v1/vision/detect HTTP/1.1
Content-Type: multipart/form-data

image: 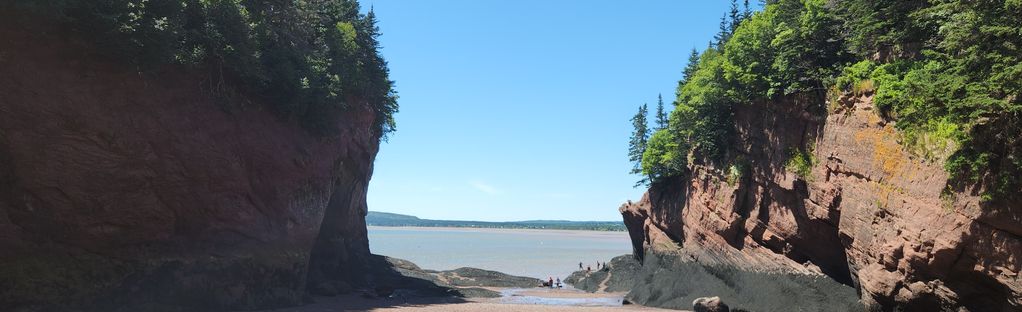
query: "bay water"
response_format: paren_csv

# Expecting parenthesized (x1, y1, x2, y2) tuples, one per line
(367, 226, 632, 281)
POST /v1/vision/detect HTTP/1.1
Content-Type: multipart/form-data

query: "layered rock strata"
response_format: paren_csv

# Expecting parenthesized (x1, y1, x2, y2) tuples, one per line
(622, 93, 1022, 311)
(0, 16, 380, 311)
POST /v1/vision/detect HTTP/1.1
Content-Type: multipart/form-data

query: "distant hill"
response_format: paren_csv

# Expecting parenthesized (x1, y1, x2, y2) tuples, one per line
(366, 211, 625, 231)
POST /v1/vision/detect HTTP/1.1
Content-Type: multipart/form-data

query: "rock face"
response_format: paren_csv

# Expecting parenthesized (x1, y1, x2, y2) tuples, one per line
(376, 253, 547, 292)
(565, 255, 640, 293)
(0, 17, 380, 311)
(622, 93, 1022, 311)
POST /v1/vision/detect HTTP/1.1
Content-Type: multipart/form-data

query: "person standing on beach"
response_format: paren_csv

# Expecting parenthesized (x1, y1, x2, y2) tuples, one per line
(556, 277, 561, 288)
(548, 277, 554, 288)
(579, 262, 583, 269)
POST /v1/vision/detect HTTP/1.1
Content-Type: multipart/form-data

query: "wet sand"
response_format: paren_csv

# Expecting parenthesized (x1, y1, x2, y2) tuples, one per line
(262, 287, 682, 312)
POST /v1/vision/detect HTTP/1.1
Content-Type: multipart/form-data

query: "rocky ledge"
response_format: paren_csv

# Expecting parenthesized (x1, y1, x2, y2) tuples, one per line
(349, 255, 544, 299)
(566, 253, 860, 311)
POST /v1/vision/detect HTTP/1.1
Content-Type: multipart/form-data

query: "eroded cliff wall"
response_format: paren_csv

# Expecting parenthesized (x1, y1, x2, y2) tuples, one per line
(622, 93, 1022, 311)
(0, 17, 380, 311)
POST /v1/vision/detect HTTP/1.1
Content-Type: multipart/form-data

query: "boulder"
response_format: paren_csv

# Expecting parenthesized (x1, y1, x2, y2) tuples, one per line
(692, 296, 729, 312)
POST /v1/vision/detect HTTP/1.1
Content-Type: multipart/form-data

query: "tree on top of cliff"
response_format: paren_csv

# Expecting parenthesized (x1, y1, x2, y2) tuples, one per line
(713, 14, 730, 49)
(679, 47, 701, 90)
(832, 0, 930, 59)
(635, 0, 1021, 200)
(655, 94, 669, 131)
(629, 103, 650, 187)
(13, 0, 398, 139)
(728, 0, 743, 36)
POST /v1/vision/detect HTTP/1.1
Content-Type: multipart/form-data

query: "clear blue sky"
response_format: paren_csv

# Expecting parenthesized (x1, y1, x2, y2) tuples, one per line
(363, 1, 752, 222)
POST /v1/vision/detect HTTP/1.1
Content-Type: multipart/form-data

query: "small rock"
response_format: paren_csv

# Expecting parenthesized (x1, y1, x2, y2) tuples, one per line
(693, 296, 730, 312)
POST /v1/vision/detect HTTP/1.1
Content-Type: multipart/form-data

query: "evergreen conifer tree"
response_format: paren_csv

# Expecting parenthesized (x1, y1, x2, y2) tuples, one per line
(713, 14, 729, 48)
(681, 47, 700, 84)
(628, 104, 650, 186)
(728, 0, 742, 32)
(655, 94, 668, 131)
(743, 0, 752, 21)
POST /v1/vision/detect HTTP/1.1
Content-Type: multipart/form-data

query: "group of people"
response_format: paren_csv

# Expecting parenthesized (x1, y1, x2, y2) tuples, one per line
(543, 260, 610, 289)
(578, 260, 607, 273)
(546, 277, 562, 288)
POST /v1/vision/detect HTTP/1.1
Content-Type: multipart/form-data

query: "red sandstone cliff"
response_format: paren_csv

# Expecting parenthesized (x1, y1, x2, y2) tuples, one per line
(622, 93, 1022, 311)
(0, 16, 380, 311)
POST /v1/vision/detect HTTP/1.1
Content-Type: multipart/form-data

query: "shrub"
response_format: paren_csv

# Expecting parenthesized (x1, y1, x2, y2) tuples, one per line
(835, 60, 875, 96)
(900, 117, 961, 162)
(785, 144, 817, 181)
(725, 160, 748, 186)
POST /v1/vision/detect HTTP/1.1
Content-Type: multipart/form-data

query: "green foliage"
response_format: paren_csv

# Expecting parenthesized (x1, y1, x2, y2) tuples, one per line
(768, 0, 850, 95)
(638, 0, 846, 182)
(642, 129, 685, 182)
(654, 94, 669, 131)
(629, 104, 650, 186)
(919, 0, 1022, 198)
(680, 47, 701, 87)
(632, 0, 1020, 199)
(725, 160, 748, 186)
(16, 0, 398, 137)
(722, 6, 776, 101)
(835, 60, 875, 96)
(720, 0, 850, 100)
(832, 0, 1022, 200)
(940, 186, 956, 213)
(901, 117, 961, 162)
(785, 144, 817, 181)
(866, 61, 914, 115)
(832, 0, 930, 58)
(675, 49, 732, 162)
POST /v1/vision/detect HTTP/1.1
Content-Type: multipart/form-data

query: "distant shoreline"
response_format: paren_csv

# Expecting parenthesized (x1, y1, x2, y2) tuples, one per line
(366, 211, 626, 232)
(367, 225, 629, 235)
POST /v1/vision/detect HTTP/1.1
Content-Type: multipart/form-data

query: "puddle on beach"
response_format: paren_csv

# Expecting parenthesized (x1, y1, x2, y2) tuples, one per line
(498, 288, 625, 306)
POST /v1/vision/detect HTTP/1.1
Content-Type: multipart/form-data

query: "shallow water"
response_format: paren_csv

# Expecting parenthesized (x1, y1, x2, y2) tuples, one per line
(368, 226, 631, 280)
(498, 288, 625, 306)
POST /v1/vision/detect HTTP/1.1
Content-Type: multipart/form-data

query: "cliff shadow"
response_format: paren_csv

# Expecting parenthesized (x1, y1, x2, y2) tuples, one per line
(648, 175, 689, 245)
(727, 93, 854, 285)
(934, 221, 1016, 311)
(279, 254, 473, 312)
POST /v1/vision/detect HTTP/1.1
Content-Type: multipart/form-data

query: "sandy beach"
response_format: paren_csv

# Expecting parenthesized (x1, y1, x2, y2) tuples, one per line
(263, 287, 680, 312)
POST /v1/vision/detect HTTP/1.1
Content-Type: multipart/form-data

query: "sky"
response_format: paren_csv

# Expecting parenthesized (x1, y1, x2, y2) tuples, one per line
(362, 1, 752, 222)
